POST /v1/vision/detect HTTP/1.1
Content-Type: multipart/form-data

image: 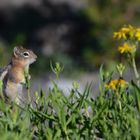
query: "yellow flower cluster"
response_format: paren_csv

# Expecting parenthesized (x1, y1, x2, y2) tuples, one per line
(118, 43, 136, 54)
(113, 25, 140, 41)
(135, 28, 140, 40)
(105, 79, 128, 90)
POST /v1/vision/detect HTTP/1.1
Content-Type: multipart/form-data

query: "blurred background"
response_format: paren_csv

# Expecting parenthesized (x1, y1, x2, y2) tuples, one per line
(0, 0, 140, 94)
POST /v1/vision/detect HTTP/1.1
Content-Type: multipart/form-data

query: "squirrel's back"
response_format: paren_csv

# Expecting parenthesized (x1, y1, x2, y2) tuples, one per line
(0, 65, 11, 80)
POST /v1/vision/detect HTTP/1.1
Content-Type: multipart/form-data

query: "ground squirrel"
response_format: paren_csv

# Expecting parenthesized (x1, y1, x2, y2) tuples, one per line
(0, 46, 37, 105)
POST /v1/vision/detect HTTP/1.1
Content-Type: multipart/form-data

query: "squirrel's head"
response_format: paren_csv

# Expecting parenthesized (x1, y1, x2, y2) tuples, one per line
(12, 46, 37, 67)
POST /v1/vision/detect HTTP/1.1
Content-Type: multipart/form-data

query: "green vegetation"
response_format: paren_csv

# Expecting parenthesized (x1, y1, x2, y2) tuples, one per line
(0, 25, 140, 139)
(0, 64, 140, 139)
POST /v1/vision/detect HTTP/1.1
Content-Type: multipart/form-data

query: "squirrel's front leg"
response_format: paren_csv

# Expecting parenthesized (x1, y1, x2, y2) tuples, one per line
(20, 74, 31, 85)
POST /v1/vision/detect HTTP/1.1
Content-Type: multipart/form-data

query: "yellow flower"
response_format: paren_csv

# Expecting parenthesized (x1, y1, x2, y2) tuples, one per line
(118, 43, 136, 54)
(113, 32, 126, 39)
(113, 25, 134, 40)
(121, 25, 133, 33)
(135, 28, 140, 41)
(105, 79, 128, 90)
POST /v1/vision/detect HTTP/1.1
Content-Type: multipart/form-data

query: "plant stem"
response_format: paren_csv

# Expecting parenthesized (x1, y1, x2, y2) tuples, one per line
(132, 57, 140, 87)
(24, 69, 31, 103)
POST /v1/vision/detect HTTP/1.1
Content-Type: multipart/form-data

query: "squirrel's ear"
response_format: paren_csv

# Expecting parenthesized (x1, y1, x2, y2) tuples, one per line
(13, 46, 19, 57)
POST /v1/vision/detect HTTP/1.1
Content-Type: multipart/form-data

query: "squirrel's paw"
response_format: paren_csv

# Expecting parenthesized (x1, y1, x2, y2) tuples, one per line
(28, 75, 31, 80)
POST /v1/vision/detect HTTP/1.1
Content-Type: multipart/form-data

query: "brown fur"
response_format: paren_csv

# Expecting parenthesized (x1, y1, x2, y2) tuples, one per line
(1, 46, 37, 105)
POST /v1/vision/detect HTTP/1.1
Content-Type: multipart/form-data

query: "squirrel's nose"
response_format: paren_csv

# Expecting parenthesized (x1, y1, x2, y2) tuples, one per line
(34, 54, 37, 59)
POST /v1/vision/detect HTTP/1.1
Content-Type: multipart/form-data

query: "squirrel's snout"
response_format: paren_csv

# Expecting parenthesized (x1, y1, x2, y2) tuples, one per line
(34, 55, 37, 60)
(34, 52, 37, 59)
(35, 54, 37, 59)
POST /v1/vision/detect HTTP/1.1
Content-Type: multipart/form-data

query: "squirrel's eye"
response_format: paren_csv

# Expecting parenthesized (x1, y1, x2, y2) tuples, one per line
(23, 52, 29, 57)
